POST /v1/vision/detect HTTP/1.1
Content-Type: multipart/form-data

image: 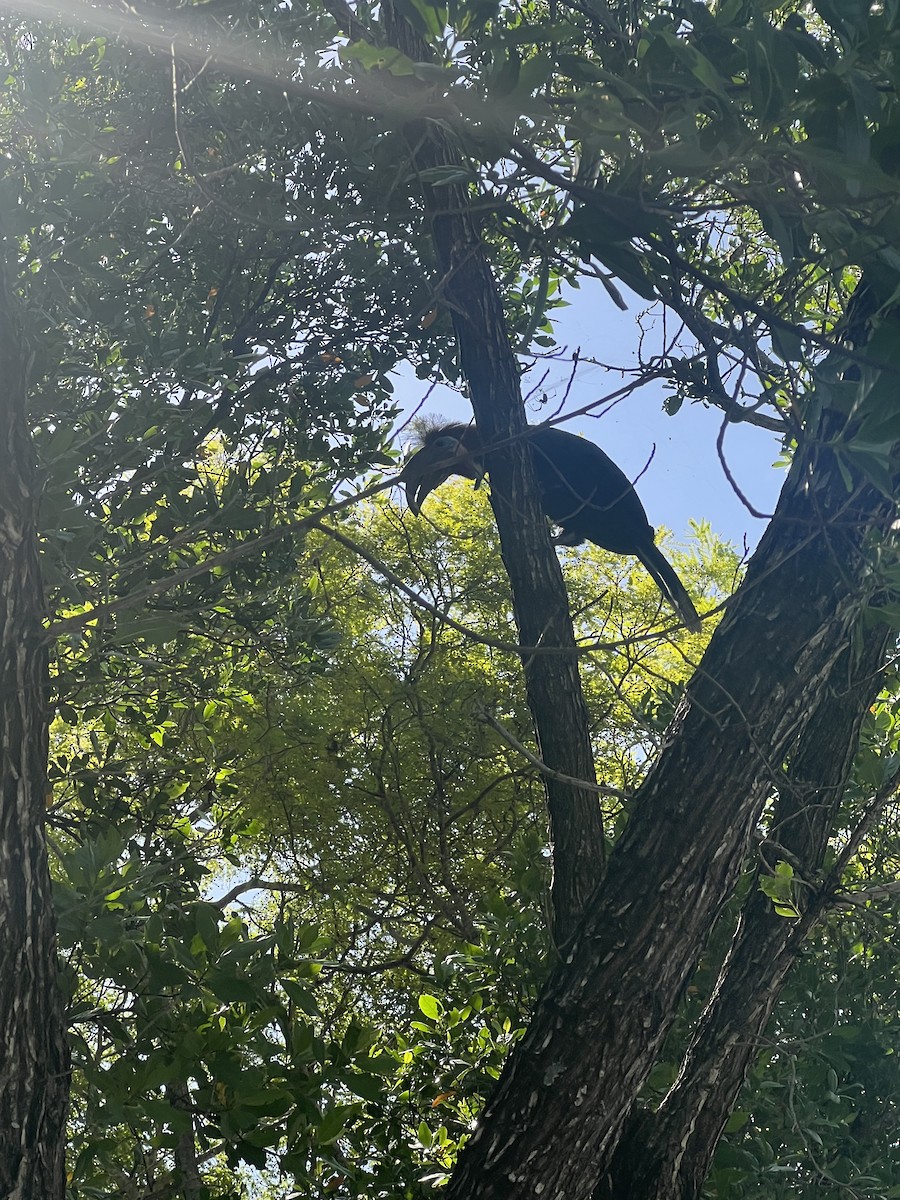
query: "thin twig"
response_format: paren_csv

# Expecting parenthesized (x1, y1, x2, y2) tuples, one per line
(479, 708, 630, 800)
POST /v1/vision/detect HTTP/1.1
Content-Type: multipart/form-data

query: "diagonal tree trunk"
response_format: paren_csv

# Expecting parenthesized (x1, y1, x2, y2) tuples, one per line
(601, 614, 893, 1200)
(440, 421, 893, 1199)
(0, 245, 70, 1197)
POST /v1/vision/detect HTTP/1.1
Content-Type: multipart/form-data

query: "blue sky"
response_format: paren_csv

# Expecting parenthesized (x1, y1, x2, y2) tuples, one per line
(393, 278, 787, 553)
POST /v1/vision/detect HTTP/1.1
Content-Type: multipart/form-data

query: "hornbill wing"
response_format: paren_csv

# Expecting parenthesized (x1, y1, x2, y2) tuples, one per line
(527, 427, 656, 554)
(526, 428, 701, 631)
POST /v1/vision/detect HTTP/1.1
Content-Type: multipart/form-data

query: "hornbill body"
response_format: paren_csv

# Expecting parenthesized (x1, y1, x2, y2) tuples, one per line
(402, 421, 701, 632)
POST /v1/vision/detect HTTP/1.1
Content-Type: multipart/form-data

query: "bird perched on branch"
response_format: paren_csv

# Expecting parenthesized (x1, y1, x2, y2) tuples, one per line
(401, 420, 701, 633)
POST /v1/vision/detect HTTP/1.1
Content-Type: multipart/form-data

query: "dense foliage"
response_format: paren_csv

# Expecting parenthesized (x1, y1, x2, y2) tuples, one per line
(55, 482, 721, 1197)
(4, 0, 900, 1196)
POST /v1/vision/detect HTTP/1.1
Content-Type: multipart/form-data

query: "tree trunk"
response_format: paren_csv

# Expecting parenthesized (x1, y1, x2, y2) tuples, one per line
(602, 614, 893, 1200)
(443, 424, 892, 1199)
(0, 254, 70, 1198)
(167, 1081, 204, 1197)
(383, 6, 606, 946)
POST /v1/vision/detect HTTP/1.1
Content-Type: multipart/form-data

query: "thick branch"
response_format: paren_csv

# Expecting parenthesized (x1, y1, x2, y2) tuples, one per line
(602, 614, 892, 1200)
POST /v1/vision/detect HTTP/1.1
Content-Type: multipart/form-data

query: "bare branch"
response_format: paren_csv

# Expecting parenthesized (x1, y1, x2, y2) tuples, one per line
(479, 709, 630, 800)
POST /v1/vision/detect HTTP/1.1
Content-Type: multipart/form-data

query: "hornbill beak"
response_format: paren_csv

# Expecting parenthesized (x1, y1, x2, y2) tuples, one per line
(405, 469, 445, 515)
(402, 449, 452, 515)
(401, 437, 483, 514)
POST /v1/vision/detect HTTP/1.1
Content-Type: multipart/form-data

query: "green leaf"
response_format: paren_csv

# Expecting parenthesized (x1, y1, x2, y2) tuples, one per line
(282, 978, 320, 1016)
(345, 1072, 386, 1102)
(340, 41, 416, 75)
(418, 993, 444, 1020)
(513, 54, 553, 97)
(318, 1104, 356, 1145)
(759, 862, 800, 918)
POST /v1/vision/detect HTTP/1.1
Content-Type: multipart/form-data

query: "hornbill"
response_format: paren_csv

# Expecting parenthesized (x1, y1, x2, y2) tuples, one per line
(401, 421, 701, 632)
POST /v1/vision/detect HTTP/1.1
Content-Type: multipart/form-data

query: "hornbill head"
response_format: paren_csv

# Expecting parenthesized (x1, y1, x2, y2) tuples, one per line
(400, 423, 485, 515)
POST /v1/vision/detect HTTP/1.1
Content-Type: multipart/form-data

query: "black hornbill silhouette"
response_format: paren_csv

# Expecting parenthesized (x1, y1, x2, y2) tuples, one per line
(401, 421, 701, 632)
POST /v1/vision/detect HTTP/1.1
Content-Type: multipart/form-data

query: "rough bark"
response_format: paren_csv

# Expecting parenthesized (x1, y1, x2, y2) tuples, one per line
(167, 1081, 204, 1197)
(601, 614, 893, 1200)
(383, 7, 606, 945)
(0, 254, 70, 1194)
(441, 427, 892, 1200)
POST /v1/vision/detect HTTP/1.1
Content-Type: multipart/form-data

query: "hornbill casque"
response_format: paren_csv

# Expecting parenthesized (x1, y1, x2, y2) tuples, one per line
(401, 421, 701, 632)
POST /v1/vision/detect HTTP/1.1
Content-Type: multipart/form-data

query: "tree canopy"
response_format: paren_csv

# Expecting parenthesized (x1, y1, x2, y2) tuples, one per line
(3, 0, 900, 1198)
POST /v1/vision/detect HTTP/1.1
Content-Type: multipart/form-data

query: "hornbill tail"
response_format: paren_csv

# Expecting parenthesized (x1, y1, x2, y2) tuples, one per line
(635, 542, 702, 633)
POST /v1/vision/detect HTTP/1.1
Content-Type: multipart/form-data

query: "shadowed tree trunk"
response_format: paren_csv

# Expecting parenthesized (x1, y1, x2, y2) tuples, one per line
(439, 413, 893, 1200)
(383, 5, 607, 947)
(0, 247, 70, 1197)
(601, 613, 893, 1200)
